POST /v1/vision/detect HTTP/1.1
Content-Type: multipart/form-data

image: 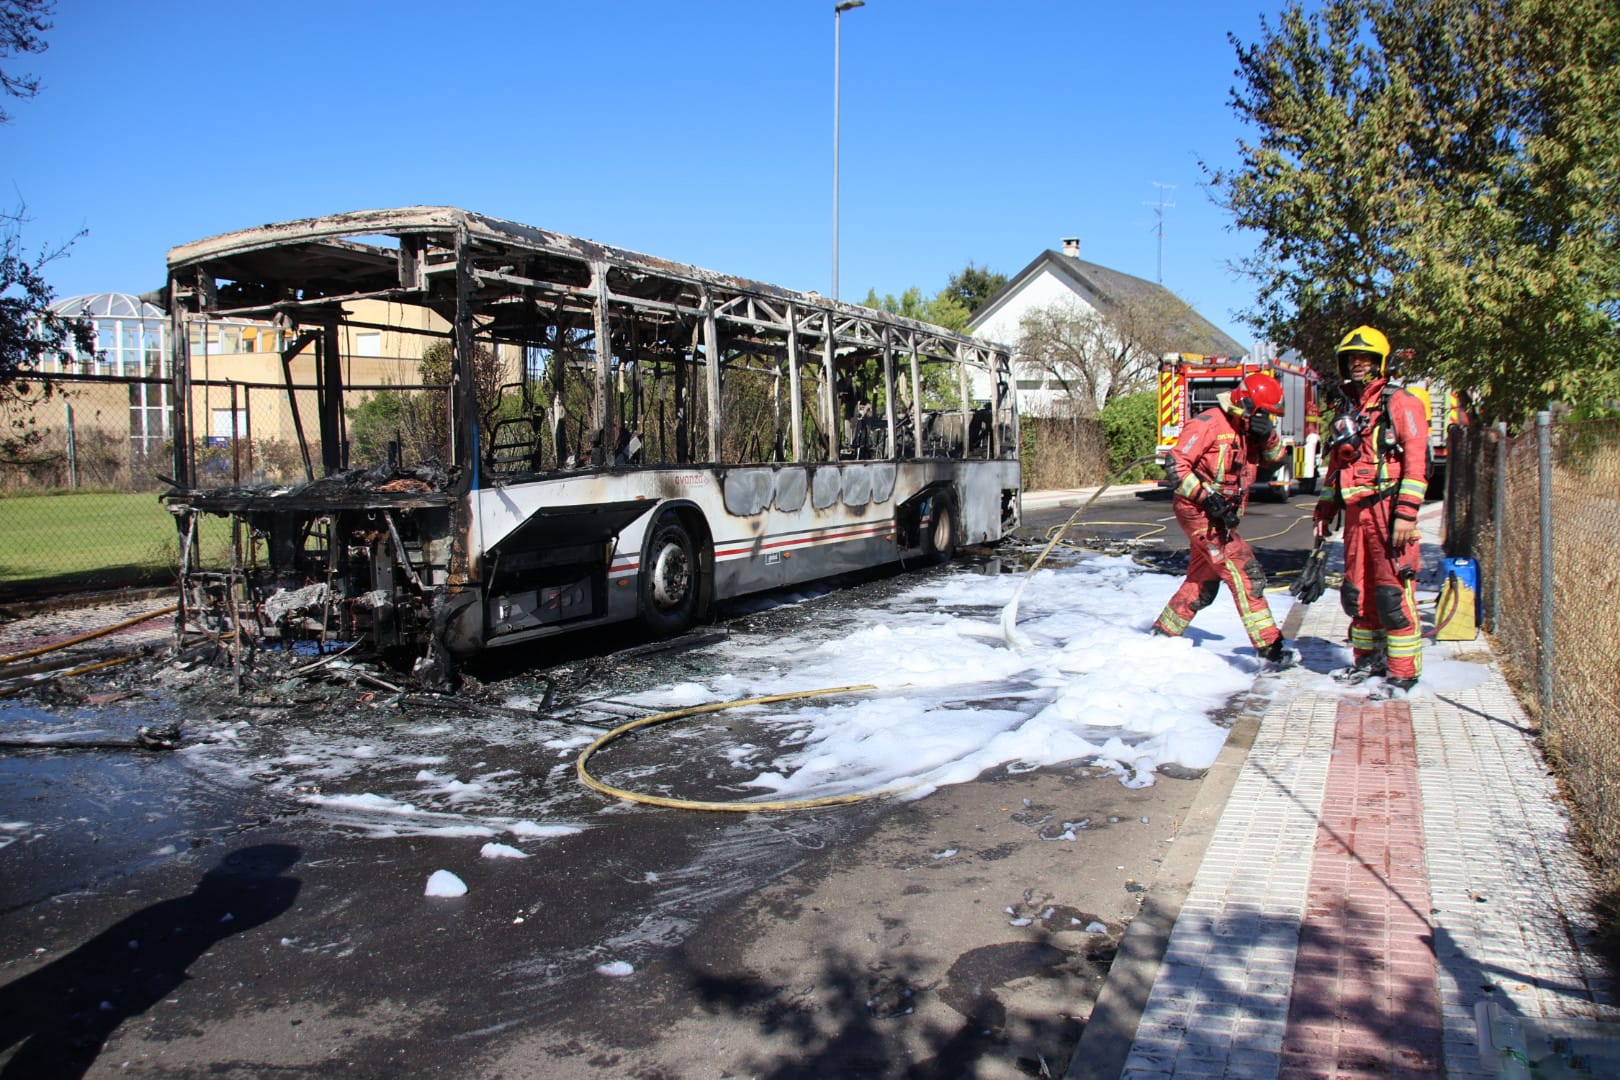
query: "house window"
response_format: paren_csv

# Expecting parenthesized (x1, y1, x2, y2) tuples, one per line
(356, 332, 382, 357)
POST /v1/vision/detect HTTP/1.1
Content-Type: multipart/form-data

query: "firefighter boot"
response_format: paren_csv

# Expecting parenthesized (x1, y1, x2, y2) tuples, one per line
(1260, 639, 1295, 670)
(1332, 651, 1388, 685)
(1367, 676, 1418, 701)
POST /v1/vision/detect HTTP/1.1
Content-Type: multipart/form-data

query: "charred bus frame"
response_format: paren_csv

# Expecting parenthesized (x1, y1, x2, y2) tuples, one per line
(162, 207, 1019, 678)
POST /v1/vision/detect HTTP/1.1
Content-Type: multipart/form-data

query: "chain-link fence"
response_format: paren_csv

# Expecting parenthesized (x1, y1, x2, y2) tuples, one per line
(1447, 415, 1620, 897)
(2, 375, 174, 599)
(0, 373, 439, 600)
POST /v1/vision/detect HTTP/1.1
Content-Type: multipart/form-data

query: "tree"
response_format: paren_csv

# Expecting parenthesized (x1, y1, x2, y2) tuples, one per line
(1, 2, 93, 460)
(346, 340, 506, 467)
(858, 261, 1006, 334)
(2, 212, 93, 462)
(1099, 389, 1160, 482)
(943, 263, 1007, 317)
(859, 284, 970, 332)
(1210, 0, 1620, 421)
(0, 0, 51, 124)
(1014, 292, 1177, 416)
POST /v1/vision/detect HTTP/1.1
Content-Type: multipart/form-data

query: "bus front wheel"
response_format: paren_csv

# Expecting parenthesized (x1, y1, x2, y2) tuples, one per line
(641, 517, 701, 635)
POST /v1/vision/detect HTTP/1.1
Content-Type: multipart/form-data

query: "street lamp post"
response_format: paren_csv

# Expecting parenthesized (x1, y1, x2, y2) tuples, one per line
(833, 0, 864, 302)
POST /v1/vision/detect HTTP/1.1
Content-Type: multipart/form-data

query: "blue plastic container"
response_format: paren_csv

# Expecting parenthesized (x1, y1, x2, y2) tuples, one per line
(1440, 556, 1481, 622)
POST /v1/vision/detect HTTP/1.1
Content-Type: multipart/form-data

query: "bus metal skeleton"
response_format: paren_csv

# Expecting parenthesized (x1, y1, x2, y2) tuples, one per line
(161, 208, 1020, 681)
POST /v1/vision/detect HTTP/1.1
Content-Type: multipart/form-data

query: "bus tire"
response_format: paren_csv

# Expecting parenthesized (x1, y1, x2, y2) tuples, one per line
(640, 516, 701, 636)
(922, 491, 957, 565)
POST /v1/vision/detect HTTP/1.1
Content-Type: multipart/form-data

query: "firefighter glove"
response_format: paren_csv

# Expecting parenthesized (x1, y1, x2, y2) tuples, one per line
(1291, 538, 1328, 604)
(1204, 491, 1242, 531)
(1247, 412, 1274, 441)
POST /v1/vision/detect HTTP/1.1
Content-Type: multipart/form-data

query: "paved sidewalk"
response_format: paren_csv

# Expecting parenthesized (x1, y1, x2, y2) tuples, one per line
(1074, 505, 1620, 1079)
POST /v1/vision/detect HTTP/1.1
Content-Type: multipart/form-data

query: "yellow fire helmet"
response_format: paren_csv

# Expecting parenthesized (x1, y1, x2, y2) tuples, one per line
(1335, 325, 1391, 379)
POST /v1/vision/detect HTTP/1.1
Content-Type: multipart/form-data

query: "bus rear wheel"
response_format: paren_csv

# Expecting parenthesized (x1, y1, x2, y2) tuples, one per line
(922, 491, 957, 565)
(641, 517, 701, 636)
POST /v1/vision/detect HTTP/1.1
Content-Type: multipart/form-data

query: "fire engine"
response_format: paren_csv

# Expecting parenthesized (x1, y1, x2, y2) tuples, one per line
(1411, 379, 1461, 495)
(1388, 352, 1460, 496)
(1155, 350, 1321, 500)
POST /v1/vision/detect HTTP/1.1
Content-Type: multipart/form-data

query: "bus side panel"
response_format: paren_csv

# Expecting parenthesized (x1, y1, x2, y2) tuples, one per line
(468, 457, 1019, 650)
(955, 460, 1020, 545)
(710, 462, 901, 599)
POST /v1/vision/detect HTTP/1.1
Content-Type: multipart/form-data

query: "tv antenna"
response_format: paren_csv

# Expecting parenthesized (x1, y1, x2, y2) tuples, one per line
(1145, 182, 1176, 283)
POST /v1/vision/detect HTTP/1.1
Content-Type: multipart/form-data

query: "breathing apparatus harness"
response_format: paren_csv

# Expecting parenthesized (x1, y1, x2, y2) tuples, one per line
(1323, 376, 1418, 567)
(1325, 378, 1404, 463)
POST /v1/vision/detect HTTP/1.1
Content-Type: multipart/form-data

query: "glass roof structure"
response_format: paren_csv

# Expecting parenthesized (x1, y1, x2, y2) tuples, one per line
(48, 292, 166, 319)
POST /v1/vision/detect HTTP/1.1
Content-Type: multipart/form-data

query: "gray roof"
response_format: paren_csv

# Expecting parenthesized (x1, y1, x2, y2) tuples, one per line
(967, 250, 1246, 358)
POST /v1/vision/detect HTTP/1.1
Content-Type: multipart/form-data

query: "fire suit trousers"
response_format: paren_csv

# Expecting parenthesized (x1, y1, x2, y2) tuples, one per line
(1340, 496, 1424, 681)
(1153, 499, 1281, 650)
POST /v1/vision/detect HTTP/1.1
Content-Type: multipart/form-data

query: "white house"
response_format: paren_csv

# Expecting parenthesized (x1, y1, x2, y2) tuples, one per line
(966, 238, 1247, 416)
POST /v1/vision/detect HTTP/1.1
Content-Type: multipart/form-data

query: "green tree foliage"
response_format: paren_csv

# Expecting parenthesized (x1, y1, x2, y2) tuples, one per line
(859, 285, 970, 332)
(943, 263, 1008, 317)
(346, 341, 506, 467)
(1, 212, 93, 460)
(856, 265, 1006, 415)
(1099, 389, 1160, 481)
(857, 262, 1007, 333)
(1211, 0, 1620, 421)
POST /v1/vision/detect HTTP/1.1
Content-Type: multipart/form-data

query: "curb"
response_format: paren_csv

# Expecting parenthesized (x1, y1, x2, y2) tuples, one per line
(1063, 600, 1307, 1080)
(1020, 484, 1164, 512)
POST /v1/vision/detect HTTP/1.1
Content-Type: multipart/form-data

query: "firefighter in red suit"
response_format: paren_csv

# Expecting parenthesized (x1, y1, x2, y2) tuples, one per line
(1152, 372, 1293, 667)
(1313, 325, 1429, 693)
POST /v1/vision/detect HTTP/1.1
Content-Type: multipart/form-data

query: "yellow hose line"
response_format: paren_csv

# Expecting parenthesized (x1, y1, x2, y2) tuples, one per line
(1240, 512, 1316, 544)
(0, 655, 134, 698)
(576, 683, 896, 812)
(0, 605, 178, 666)
(1046, 520, 1168, 543)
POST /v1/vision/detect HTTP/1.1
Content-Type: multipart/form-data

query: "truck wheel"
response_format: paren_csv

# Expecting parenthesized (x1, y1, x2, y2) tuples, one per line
(1270, 459, 1294, 502)
(922, 491, 957, 565)
(640, 516, 701, 636)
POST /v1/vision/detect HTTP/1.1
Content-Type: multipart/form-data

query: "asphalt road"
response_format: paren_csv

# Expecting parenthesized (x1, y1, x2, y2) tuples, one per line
(0, 487, 1322, 1080)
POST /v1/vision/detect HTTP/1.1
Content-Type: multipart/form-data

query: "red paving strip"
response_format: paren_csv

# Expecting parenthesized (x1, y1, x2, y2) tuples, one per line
(1281, 699, 1444, 1079)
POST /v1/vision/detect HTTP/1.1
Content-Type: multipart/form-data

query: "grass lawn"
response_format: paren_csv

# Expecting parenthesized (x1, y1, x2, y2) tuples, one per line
(0, 490, 231, 595)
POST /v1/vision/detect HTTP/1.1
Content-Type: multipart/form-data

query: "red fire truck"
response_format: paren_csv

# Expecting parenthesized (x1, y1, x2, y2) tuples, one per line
(1155, 350, 1321, 500)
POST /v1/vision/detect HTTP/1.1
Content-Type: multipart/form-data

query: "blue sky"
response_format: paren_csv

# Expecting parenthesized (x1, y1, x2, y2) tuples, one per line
(5, 0, 1279, 348)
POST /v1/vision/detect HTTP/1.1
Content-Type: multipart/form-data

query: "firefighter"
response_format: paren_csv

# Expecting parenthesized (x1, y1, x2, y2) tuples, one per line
(1313, 325, 1429, 694)
(1152, 371, 1294, 668)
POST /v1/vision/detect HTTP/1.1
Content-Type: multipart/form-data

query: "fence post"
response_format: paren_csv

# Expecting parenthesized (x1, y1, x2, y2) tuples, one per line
(1491, 421, 1507, 632)
(64, 401, 78, 490)
(1536, 411, 1554, 713)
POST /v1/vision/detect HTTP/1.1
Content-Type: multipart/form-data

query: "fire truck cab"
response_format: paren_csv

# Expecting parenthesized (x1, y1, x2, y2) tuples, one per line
(1155, 351, 1320, 500)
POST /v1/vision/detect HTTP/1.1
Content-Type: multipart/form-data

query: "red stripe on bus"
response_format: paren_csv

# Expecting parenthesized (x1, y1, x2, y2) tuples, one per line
(713, 524, 890, 559)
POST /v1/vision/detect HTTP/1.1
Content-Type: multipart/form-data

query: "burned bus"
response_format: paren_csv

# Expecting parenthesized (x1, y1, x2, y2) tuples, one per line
(161, 208, 1019, 680)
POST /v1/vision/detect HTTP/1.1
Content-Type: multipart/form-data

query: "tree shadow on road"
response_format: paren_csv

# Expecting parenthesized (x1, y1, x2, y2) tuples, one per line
(684, 938, 1091, 1079)
(0, 843, 301, 1078)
